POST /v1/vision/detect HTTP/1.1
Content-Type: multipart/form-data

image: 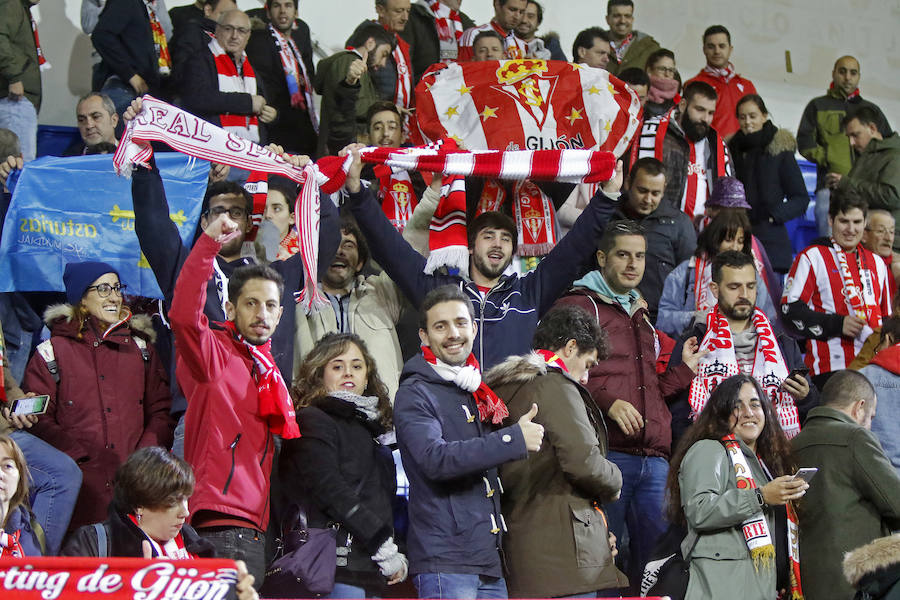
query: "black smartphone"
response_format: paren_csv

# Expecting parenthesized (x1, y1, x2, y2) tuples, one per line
(788, 367, 810, 379)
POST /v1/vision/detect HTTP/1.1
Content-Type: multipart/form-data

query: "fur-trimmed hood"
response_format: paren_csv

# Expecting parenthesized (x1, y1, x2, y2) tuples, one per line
(844, 534, 900, 587)
(42, 304, 156, 342)
(767, 127, 798, 156)
(484, 352, 552, 389)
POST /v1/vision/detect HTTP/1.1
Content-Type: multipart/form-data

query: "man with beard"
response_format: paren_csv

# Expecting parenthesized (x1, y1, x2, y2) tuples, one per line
(458, 0, 527, 62)
(612, 157, 696, 320)
(782, 189, 894, 388)
(513, 0, 550, 60)
(604, 0, 659, 76)
(348, 0, 414, 112)
(553, 219, 704, 593)
(170, 211, 299, 585)
(672, 250, 816, 440)
(315, 23, 395, 155)
(393, 285, 544, 598)
(246, 0, 317, 155)
(631, 80, 733, 220)
(342, 143, 622, 371)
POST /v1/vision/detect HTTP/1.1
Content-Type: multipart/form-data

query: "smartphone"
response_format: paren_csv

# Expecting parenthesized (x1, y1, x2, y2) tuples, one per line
(9, 395, 50, 416)
(788, 367, 810, 379)
(792, 468, 818, 483)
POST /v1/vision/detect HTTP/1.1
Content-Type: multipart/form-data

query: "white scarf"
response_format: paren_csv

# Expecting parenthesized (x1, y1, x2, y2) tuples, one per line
(329, 390, 381, 423)
(689, 305, 800, 437)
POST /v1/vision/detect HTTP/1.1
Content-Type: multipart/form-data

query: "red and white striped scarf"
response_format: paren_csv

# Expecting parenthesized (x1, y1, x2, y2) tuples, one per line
(422, 0, 463, 58)
(209, 38, 259, 142)
(422, 346, 508, 424)
(144, 0, 171, 76)
(221, 321, 300, 439)
(114, 98, 615, 305)
(426, 173, 469, 276)
(611, 32, 634, 63)
(720, 434, 803, 598)
(689, 305, 799, 437)
(832, 240, 880, 330)
(28, 8, 50, 71)
(703, 61, 736, 84)
(243, 170, 268, 234)
(491, 20, 525, 59)
(387, 27, 413, 109)
(476, 179, 558, 257)
(375, 167, 418, 232)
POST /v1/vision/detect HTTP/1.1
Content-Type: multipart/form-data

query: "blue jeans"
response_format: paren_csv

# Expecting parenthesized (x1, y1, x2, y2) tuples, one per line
(196, 526, 266, 589)
(413, 573, 507, 599)
(10, 430, 82, 555)
(326, 583, 368, 598)
(814, 187, 831, 237)
(603, 452, 668, 592)
(0, 97, 37, 161)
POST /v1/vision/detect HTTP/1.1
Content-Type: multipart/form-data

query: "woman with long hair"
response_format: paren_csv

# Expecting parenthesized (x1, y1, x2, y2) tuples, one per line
(657, 211, 777, 338)
(667, 374, 808, 599)
(0, 434, 43, 556)
(281, 333, 407, 598)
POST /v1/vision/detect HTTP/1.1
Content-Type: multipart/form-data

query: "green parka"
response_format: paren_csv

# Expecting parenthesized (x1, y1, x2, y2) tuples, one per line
(0, 0, 42, 110)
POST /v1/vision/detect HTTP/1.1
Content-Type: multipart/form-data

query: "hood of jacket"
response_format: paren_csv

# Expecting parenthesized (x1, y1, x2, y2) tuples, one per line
(767, 127, 798, 155)
(871, 343, 900, 374)
(42, 304, 156, 342)
(867, 132, 900, 154)
(484, 352, 551, 389)
(843, 533, 900, 587)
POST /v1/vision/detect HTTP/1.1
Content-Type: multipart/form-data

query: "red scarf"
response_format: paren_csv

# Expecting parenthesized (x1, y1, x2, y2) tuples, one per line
(144, 0, 171, 76)
(220, 321, 300, 439)
(277, 227, 300, 260)
(491, 20, 525, 59)
(702, 61, 736, 84)
(829, 81, 860, 100)
(28, 8, 49, 71)
(476, 179, 558, 257)
(376, 167, 418, 232)
(427, 0, 463, 47)
(690, 306, 799, 437)
(535, 349, 568, 372)
(0, 530, 25, 558)
(422, 346, 508, 424)
(243, 170, 268, 236)
(832, 240, 880, 331)
(385, 25, 413, 109)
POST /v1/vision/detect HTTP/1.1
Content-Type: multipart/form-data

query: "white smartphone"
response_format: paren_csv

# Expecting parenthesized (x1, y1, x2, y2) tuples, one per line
(792, 468, 818, 483)
(9, 395, 50, 416)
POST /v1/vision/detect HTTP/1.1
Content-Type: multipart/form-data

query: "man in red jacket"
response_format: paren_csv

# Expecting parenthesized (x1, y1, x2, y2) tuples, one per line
(170, 211, 299, 586)
(554, 219, 704, 593)
(685, 25, 757, 141)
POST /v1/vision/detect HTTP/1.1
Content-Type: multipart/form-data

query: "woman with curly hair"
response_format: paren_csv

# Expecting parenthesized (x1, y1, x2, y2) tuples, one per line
(667, 374, 808, 600)
(280, 333, 407, 598)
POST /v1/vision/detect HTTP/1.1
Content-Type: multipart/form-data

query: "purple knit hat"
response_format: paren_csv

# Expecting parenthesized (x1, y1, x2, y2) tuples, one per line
(708, 176, 751, 209)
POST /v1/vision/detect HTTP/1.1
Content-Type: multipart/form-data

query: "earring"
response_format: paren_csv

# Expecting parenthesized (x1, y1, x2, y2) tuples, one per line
(136, 513, 142, 523)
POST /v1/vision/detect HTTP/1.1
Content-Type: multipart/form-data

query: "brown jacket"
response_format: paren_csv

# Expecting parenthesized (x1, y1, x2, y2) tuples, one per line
(487, 353, 625, 596)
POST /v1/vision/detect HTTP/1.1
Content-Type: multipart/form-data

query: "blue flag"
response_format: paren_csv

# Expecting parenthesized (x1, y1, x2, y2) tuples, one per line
(0, 153, 208, 299)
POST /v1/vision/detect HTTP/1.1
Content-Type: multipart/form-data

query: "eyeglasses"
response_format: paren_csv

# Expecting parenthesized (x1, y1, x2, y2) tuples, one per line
(219, 24, 251, 36)
(206, 206, 248, 219)
(86, 283, 127, 298)
(652, 66, 677, 76)
(865, 227, 895, 237)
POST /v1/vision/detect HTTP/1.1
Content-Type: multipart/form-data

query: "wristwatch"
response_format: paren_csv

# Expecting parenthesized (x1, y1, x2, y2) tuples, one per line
(755, 487, 768, 509)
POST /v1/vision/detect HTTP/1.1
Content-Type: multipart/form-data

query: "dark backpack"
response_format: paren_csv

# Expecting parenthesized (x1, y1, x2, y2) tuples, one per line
(639, 522, 698, 599)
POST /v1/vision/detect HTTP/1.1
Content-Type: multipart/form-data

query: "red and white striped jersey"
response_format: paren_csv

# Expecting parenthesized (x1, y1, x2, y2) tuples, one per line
(458, 20, 526, 62)
(782, 241, 892, 375)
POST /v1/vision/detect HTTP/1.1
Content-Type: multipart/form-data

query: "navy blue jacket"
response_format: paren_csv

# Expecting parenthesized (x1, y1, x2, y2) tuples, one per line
(4, 506, 42, 556)
(131, 161, 340, 390)
(394, 354, 527, 577)
(347, 185, 617, 371)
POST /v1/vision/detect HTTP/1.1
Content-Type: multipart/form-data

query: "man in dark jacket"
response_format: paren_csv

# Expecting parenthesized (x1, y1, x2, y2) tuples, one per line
(401, 0, 474, 84)
(168, 0, 236, 95)
(487, 305, 624, 597)
(797, 55, 892, 236)
(180, 9, 276, 144)
(828, 106, 900, 251)
(604, 0, 660, 75)
(670, 251, 818, 442)
(343, 144, 621, 372)
(0, 0, 42, 162)
(394, 285, 543, 598)
(554, 219, 702, 592)
(792, 370, 900, 600)
(92, 0, 173, 115)
(615, 157, 696, 321)
(245, 0, 317, 156)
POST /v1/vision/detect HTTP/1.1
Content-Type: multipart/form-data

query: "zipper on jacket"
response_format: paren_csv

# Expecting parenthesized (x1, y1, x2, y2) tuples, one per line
(223, 433, 242, 495)
(259, 432, 271, 467)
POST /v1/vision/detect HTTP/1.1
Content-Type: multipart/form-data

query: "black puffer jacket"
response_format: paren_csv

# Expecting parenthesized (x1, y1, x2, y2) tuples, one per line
(280, 396, 396, 594)
(730, 121, 809, 273)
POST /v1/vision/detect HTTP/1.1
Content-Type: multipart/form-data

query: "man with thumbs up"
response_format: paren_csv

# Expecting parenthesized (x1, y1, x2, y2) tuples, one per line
(315, 22, 395, 155)
(393, 285, 544, 599)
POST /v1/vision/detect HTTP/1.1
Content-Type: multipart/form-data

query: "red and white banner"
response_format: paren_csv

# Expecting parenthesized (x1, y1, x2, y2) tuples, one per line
(0, 556, 239, 599)
(413, 59, 642, 156)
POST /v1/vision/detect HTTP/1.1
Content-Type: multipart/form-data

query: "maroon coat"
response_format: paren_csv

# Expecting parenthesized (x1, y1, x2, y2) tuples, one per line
(22, 306, 173, 530)
(555, 287, 695, 458)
